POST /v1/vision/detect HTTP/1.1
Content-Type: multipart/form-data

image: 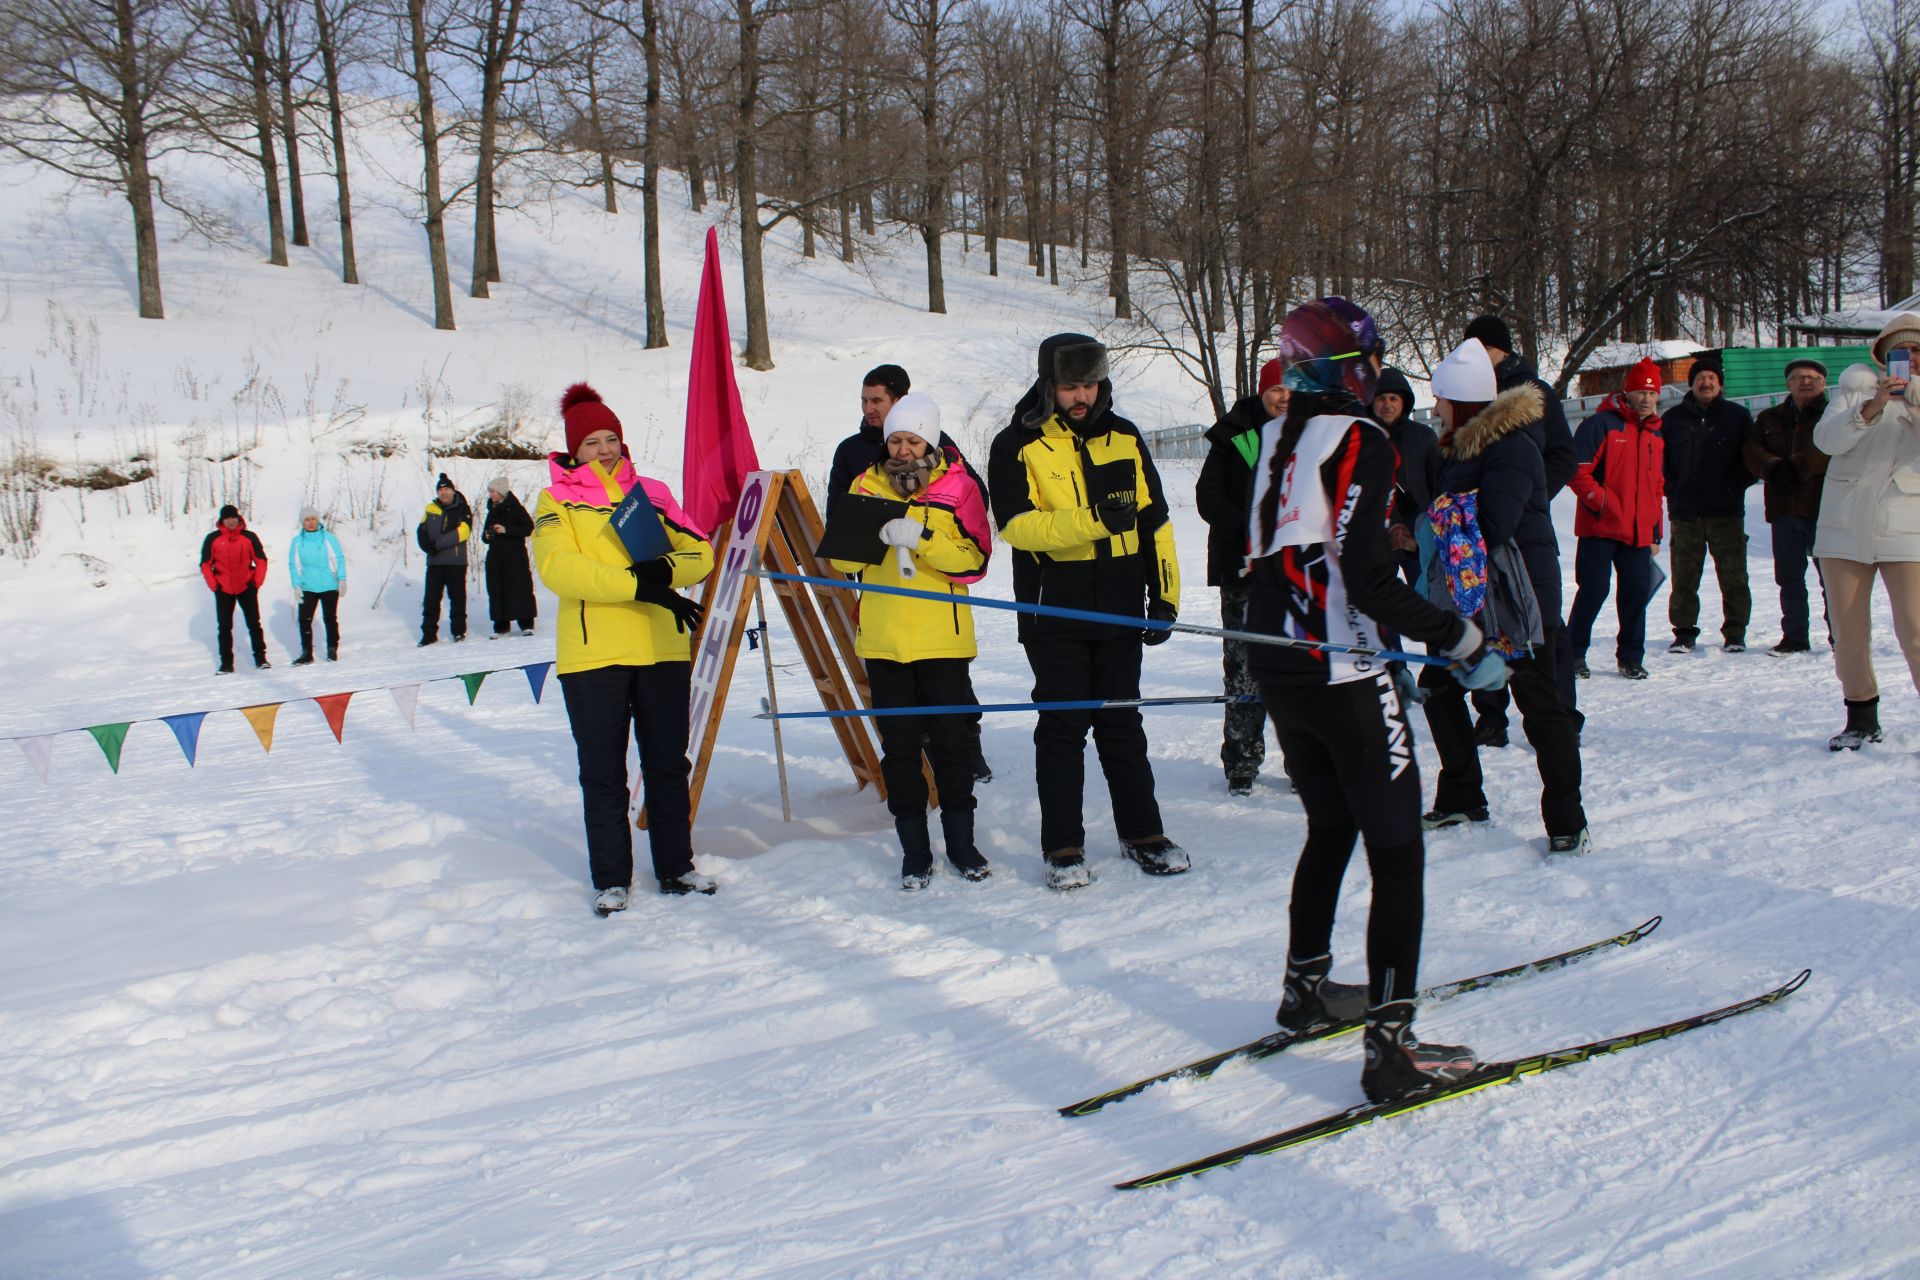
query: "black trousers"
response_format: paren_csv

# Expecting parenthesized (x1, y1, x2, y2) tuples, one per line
(1219, 584, 1267, 781)
(423, 564, 467, 640)
(558, 662, 694, 890)
(1423, 646, 1585, 838)
(297, 590, 340, 658)
(867, 657, 978, 821)
(1025, 634, 1163, 853)
(1261, 672, 1425, 1005)
(215, 587, 266, 667)
(1569, 537, 1654, 667)
(1473, 624, 1579, 733)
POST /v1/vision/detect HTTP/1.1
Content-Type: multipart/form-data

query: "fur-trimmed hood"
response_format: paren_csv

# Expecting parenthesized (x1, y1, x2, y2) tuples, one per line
(1443, 383, 1546, 461)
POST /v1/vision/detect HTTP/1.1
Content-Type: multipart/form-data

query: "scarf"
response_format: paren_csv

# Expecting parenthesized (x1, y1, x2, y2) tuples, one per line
(883, 453, 935, 497)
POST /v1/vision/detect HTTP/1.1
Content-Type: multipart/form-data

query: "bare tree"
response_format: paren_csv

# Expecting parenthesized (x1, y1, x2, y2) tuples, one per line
(310, 0, 365, 282)
(0, 0, 195, 317)
(404, 0, 457, 329)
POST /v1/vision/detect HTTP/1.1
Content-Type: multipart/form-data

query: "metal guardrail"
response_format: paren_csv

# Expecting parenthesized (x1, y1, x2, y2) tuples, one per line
(1144, 389, 1793, 461)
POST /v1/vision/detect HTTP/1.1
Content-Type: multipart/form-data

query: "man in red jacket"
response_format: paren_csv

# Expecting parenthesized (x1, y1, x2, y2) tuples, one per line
(200, 503, 271, 674)
(1568, 358, 1666, 680)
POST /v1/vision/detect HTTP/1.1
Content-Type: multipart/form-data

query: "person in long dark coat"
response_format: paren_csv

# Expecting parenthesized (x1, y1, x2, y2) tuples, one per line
(483, 476, 538, 636)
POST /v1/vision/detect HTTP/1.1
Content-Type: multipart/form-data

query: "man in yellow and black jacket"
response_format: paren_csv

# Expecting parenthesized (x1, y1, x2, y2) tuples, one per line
(988, 332, 1188, 890)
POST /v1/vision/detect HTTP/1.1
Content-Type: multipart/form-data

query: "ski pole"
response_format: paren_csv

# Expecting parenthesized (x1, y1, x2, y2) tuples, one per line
(756, 693, 1259, 721)
(749, 569, 1451, 667)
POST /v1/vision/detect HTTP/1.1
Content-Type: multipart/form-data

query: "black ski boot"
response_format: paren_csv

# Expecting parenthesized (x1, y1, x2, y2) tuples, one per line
(940, 807, 991, 882)
(1361, 1001, 1479, 1103)
(1829, 697, 1884, 751)
(898, 814, 935, 890)
(1275, 953, 1367, 1031)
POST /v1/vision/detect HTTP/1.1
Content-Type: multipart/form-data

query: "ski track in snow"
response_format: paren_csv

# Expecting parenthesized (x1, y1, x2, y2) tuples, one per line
(5, 128, 1920, 1278)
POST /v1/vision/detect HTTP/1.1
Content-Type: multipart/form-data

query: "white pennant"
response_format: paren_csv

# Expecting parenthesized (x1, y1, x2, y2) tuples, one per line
(389, 683, 421, 729)
(15, 734, 55, 785)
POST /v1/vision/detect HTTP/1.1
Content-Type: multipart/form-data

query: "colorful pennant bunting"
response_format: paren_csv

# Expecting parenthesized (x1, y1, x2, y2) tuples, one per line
(161, 712, 207, 766)
(239, 703, 282, 753)
(459, 672, 488, 705)
(313, 692, 353, 743)
(523, 662, 552, 704)
(389, 683, 421, 729)
(15, 734, 54, 785)
(86, 722, 132, 774)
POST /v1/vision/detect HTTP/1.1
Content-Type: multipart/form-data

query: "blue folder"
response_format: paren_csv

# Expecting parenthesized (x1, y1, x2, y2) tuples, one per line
(611, 484, 672, 563)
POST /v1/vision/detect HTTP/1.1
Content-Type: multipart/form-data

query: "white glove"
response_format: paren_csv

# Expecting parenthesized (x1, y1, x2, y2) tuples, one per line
(879, 518, 925, 549)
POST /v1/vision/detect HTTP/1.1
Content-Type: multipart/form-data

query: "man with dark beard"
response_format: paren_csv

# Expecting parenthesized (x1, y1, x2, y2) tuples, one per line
(989, 333, 1187, 890)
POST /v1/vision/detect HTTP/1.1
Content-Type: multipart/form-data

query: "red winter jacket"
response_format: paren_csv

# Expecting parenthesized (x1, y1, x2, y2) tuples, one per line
(1570, 395, 1665, 547)
(200, 518, 269, 594)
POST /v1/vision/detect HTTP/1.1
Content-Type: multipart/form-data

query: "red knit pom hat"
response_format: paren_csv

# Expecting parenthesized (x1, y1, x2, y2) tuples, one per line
(560, 382, 622, 457)
(1623, 358, 1662, 394)
(1257, 357, 1288, 395)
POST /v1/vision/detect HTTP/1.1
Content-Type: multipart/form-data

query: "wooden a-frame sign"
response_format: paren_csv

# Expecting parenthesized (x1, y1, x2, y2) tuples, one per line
(662, 469, 894, 828)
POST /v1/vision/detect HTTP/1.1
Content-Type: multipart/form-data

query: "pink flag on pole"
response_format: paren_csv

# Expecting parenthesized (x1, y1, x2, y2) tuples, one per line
(681, 226, 762, 533)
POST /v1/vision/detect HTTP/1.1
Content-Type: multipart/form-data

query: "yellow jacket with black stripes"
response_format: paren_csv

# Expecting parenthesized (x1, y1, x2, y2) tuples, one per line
(828, 454, 989, 663)
(987, 407, 1179, 642)
(531, 453, 714, 675)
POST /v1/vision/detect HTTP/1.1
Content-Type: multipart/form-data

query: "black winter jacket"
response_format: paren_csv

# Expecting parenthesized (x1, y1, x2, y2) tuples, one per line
(1194, 395, 1268, 587)
(826, 422, 883, 523)
(1439, 384, 1563, 625)
(1662, 392, 1755, 521)
(1494, 353, 1576, 496)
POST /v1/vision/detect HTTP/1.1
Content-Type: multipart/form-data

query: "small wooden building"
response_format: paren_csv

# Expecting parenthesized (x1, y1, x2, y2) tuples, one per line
(1573, 341, 1704, 397)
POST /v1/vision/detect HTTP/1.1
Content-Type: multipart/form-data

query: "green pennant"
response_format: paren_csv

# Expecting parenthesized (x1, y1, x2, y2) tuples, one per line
(460, 671, 488, 705)
(86, 721, 133, 774)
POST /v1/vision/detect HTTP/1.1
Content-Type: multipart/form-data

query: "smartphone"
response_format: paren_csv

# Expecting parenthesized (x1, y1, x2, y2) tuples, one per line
(1891, 350, 1912, 383)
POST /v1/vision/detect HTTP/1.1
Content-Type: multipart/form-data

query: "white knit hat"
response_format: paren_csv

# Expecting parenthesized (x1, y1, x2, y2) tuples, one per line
(299, 506, 320, 521)
(883, 392, 940, 444)
(487, 475, 510, 496)
(1431, 338, 1498, 404)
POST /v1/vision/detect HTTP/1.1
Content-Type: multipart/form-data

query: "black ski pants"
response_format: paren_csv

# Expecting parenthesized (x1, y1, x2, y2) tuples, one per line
(1423, 646, 1585, 838)
(1260, 672, 1425, 1005)
(1474, 624, 1580, 734)
(867, 657, 978, 821)
(1219, 584, 1267, 782)
(297, 589, 340, 658)
(559, 662, 694, 890)
(215, 587, 266, 668)
(1024, 634, 1163, 854)
(423, 564, 467, 641)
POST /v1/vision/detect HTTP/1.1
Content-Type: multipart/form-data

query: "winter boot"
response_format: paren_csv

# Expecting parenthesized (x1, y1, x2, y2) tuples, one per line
(940, 808, 991, 882)
(1769, 638, 1811, 656)
(593, 886, 630, 917)
(292, 651, 315, 667)
(971, 741, 993, 784)
(897, 814, 935, 890)
(1829, 697, 1884, 752)
(1421, 805, 1489, 831)
(1668, 633, 1696, 654)
(1573, 658, 1590, 679)
(1227, 773, 1256, 797)
(659, 871, 717, 896)
(1472, 717, 1509, 749)
(1119, 835, 1191, 876)
(1275, 953, 1368, 1031)
(1547, 826, 1592, 856)
(1618, 662, 1649, 680)
(1045, 848, 1093, 891)
(1360, 1001, 1479, 1103)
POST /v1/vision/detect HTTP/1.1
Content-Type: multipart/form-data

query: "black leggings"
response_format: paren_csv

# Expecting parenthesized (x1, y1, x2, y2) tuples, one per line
(1260, 671, 1426, 1005)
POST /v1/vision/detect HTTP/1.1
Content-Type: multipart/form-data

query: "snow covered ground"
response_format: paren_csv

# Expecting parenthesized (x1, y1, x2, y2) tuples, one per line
(4, 108, 1920, 1279)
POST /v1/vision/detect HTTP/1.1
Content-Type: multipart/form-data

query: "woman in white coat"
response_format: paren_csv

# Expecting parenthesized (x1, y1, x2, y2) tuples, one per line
(1814, 312, 1920, 749)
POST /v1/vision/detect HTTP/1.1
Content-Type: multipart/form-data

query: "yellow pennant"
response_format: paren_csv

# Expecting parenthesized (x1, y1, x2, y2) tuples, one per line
(239, 703, 283, 753)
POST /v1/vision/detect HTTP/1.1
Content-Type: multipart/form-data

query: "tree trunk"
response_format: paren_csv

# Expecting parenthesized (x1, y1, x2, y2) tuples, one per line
(116, 0, 165, 318)
(641, 0, 666, 347)
(582, 39, 616, 213)
(272, 0, 308, 247)
(407, 0, 455, 330)
(234, 0, 288, 266)
(837, 97, 854, 262)
(312, 0, 356, 283)
(470, 0, 524, 299)
(736, 0, 772, 369)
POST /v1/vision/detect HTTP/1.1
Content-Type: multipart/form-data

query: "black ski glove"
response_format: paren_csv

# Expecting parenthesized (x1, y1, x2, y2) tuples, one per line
(1141, 599, 1176, 646)
(631, 572, 705, 633)
(1094, 496, 1137, 535)
(633, 556, 673, 586)
(1770, 459, 1798, 487)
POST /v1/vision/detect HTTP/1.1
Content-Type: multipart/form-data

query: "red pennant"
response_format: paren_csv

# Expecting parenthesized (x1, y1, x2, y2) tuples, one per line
(313, 692, 353, 743)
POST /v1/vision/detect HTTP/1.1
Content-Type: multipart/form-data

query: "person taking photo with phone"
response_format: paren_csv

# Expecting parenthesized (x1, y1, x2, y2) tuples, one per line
(1812, 314, 1920, 749)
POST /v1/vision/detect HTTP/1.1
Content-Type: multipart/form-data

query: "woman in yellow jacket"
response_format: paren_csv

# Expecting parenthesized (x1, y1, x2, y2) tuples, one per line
(831, 393, 995, 890)
(534, 383, 716, 915)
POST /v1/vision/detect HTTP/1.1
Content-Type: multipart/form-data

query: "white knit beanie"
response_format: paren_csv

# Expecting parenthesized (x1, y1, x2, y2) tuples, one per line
(884, 392, 941, 444)
(1431, 339, 1498, 404)
(299, 506, 320, 521)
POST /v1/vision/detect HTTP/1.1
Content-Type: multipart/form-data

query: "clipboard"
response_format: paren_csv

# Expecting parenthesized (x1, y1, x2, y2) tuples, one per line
(815, 492, 904, 565)
(611, 484, 672, 563)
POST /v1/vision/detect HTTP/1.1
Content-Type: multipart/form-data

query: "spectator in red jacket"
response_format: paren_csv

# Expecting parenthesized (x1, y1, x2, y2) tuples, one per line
(199, 504, 271, 674)
(1567, 358, 1666, 680)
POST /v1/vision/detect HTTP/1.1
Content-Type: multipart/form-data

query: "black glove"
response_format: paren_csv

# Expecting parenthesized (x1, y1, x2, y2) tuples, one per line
(632, 556, 673, 586)
(1770, 458, 1798, 487)
(1094, 496, 1137, 535)
(1141, 599, 1176, 646)
(632, 576, 705, 633)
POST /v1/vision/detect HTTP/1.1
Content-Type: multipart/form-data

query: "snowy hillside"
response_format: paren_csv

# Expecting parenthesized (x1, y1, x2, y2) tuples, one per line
(3, 106, 1919, 1279)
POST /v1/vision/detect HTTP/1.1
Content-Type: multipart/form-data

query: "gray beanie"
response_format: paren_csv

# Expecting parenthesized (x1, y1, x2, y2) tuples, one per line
(299, 506, 320, 521)
(487, 476, 510, 496)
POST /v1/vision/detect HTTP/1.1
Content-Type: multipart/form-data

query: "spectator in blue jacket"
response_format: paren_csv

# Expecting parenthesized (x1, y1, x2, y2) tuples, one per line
(289, 507, 347, 664)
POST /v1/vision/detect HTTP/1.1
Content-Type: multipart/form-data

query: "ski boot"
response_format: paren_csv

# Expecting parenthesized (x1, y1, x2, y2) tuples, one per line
(1276, 952, 1367, 1031)
(1361, 1001, 1478, 1103)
